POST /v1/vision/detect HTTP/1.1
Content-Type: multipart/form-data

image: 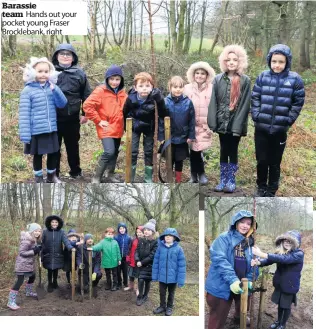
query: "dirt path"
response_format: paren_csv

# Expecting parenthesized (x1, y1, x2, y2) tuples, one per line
(0, 277, 198, 316)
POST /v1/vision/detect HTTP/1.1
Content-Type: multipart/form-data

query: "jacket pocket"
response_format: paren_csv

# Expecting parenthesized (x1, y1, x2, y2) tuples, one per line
(68, 99, 82, 115)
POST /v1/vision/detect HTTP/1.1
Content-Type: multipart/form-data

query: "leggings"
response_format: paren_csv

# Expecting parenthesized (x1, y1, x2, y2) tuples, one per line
(278, 306, 291, 325)
(47, 269, 58, 283)
(219, 134, 241, 164)
(33, 152, 58, 171)
(138, 279, 151, 298)
(190, 150, 205, 173)
(173, 160, 183, 172)
(12, 274, 36, 291)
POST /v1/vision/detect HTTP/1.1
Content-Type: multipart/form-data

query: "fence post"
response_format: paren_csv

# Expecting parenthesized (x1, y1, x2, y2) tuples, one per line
(257, 270, 268, 329)
(240, 278, 249, 329)
(164, 116, 173, 183)
(71, 249, 76, 301)
(88, 250, 92, 299)
(125, 118, 132, 183)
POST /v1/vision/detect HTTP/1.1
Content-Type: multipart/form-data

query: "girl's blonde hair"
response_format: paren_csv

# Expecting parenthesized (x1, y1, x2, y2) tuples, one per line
(275, 240, 292, 255)
(30, 230, 42, 243)
(168, 76, 185, 91)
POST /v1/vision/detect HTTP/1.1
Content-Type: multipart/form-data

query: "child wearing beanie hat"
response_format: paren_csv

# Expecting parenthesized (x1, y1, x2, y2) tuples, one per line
(134, 219, 158, 306)
(83, 65, 127, 183)
(76, 233, 102, 296)
(63, 229, 82, 288)
(19, 57, 68, 183)
(7, 223, 42, 310)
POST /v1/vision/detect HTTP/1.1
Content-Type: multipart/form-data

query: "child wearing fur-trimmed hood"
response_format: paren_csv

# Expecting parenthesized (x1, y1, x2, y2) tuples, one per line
(208, 45, 251, 194)
(252, 230, 304, 329)
(19, 57, 67, 183)
(7, 223, 42, 310)
(184, 61, 215, 185)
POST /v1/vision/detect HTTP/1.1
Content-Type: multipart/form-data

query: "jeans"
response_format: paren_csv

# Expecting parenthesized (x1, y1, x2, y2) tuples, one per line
(100, 137, 121, 172)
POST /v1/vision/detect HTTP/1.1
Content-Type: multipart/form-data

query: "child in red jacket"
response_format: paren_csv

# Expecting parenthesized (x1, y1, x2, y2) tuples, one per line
(125, 225, 144, 294)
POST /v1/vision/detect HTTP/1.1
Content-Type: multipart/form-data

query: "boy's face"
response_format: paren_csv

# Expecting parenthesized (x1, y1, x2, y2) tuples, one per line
(35, 62, 50, 83)
(194, 69, 207, 84)
(69, 236, 77, 242)
(143, 228, 153, 237)
(136, 229, 144, 238)
(165, 235, 175, 244)
(119, 226, 126, 234)
(170, 85, 184, 97)
(33, 229, 41, 238)
(226, 52, 238, 72)
(57, 50, 73, 66)
(271, 53, 286, 73)
(86, 238, 93, 246)
(134, 80, 153, 98)
(105, 232, 114, 239)
(51, 220, 59, 229)
(108, 75, 121, 89)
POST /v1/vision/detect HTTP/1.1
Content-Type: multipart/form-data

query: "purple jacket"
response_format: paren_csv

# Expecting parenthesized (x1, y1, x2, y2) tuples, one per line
(260, 249, 304, 294)
(15, 231, 37, 273)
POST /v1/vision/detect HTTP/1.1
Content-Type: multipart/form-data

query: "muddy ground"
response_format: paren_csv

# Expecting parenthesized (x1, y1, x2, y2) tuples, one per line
(204, 231, 313, 329)
(0, 271, 198, 316)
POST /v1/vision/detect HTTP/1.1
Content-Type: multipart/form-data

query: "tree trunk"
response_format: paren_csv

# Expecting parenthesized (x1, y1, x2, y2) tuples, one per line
(198, 0, 207, 55)
(140, 1, 144, 49)
(183, 1, 191, 54)
(305, 1, 312, 69)
(43, 184, 52, 220)
(210, 1, 229, 54)
(19, 183, 25, 221)
(176, 0, 186, 54)
(299, 1, 308, 70)
(34, 184, 41, 223)
(89, 1, 96, 59)
(83, 35, 89, 60)
(8, 35, 17, 57)
(124, 0, 132, 49)
(170, 0, 177, 54)
(60, 184, 70, 219)
(169, 185, 176, 227)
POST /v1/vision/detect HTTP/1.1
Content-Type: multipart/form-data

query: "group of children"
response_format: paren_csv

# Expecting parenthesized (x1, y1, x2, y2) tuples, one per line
(8, 216, 186, 316)
(18, 43, 305, 195)
(205, 210, 304, 329)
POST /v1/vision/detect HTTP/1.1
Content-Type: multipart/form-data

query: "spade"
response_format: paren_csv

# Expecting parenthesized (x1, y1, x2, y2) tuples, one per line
(36, 254, 46, 300)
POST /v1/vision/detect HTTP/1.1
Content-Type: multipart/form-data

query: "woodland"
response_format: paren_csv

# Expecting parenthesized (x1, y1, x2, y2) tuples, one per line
(1, 0, 316, 195)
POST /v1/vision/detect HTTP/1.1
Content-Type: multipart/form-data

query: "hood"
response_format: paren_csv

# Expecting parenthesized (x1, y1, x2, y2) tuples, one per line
(159, 228, 180, 242)
(45, 215, 64, 231)
(67, 229, 81, 239)
(52, 43, 78, 66)
(117, 222, 128, 235)
(105, 65, 125, 93)
(20, 231, 35, 242)
(230, 210, 254, 231)
(186, 61, 215, 84)
(275, 230, 301, 249)
(267, 44, 292, 72)
(218, 44, 248, 75)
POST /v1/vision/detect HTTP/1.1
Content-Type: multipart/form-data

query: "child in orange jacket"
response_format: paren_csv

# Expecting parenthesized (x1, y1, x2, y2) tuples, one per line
(83, 65, 127, 183)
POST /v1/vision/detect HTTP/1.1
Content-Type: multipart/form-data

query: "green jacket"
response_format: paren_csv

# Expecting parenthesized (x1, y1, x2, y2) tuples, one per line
(208, 73, 251, 136)
(92, 237, 121, 269)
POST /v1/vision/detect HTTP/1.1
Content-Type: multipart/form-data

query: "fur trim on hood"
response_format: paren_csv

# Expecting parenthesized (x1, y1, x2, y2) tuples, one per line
(45, 215, 64, 231)
(186, 61, 215, 84)
(275, 230, 301, 250)
(20, 231, 36, 242)
(218, 45, 248, 75)
(22, 57, 60, 84)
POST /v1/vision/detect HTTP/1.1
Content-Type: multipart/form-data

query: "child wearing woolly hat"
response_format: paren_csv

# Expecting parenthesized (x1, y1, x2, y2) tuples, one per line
(19, 57, 67, 183)
(134, 219, 158, 306)
(7, 223, 42, 310)
(208, 45, 251, 193)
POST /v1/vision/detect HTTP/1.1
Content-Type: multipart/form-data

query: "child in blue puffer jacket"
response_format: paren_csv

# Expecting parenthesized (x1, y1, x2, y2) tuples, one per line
(19, 57, 68, 183)
(114, 222, 131, 289)
(152, 228, 186, 316)
(252, 230, 304, 329)
(160, 76, 195, 183)
(251, 44, 305, 197)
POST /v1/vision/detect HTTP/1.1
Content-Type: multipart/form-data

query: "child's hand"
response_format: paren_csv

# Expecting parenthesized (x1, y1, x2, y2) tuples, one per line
(137, 261, 142, 267)
(80, 116, 88, 124)
(49, 82, 55, 91)
(76, 241, 83, 246)
(92, 273, 97, 281)
(118, 261, 121, 265)
(251, 259, 261, 266)
(98, 120, 109, 129)
(187, 139, 193, 144)
(178, 284, 184, 288)
(252, 246, 263, 257)
(71, 248, 76, 252)
(87, 247, 93, 251)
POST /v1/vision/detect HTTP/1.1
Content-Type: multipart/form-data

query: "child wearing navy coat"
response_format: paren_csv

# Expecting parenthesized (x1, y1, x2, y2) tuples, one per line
(152, 228, 186, 316)
(161, 76, 195, 183)
(252, 230, 304, 329)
